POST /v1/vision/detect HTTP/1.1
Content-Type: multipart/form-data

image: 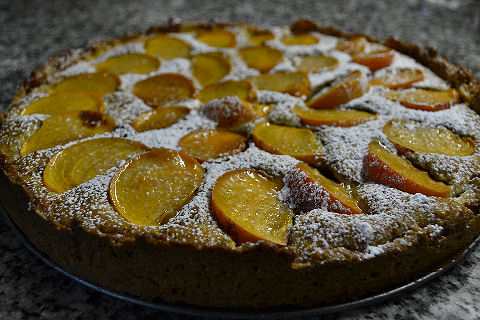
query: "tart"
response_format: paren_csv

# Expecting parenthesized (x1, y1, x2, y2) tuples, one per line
(1, 19, 480, 309)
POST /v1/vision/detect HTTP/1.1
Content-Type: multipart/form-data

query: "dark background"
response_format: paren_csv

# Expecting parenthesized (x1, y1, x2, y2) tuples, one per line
(1, 0, 480, 319)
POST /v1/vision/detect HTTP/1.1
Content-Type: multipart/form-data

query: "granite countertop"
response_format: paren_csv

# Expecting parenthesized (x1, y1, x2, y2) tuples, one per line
(1, 0, 480, 319)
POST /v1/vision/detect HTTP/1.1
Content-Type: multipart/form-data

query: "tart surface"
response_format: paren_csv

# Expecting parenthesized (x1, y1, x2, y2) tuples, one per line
(1, 19, 480, 308)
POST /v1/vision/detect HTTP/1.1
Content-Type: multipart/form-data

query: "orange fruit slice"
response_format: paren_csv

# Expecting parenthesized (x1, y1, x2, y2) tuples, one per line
(369, 68, 424, 89)
(132, 73, 195, 107)
(20, 91, 104, 116)
(293, 107, 376, 127)
(251, 71, 310, 97)
(145, 35, 191, 60)
(239, 46, 283, 73)
(132, 106, 190, 132)
(353, 49, 394, 72)
(336, 36, 368, 55)
(211, 169, 293, 245)
(295, 55, 339, 73)
(43, 137, 149, 193)
(109, 148, 203, 226)
(307, 70, 368, 109)
(20, 111, 116, 156)
(383, 119, 475, 156)
(196, 29, 236, 48)
(95, 53, 160, 75)
(198, 80, 256, 103)
(191, 52, 231, 86)
(285, 162, 363, 214)
(52, 72, 120, 96)
(178, 129, 247, 162)
(381, 88, 459, 111)
(246, 28, 274, 45)
(252, 122, 325, 165)
(199, 97, 260, 128)
(364, 141, 451, 197)
(281, 33, 319, 46)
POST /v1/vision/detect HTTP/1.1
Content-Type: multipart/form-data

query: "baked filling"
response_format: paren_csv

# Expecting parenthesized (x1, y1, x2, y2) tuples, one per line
(1, 20, 480, 308)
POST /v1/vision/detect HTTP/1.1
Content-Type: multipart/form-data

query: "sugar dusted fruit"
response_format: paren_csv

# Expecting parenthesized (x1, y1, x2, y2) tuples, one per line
(211, 169, 293, 245)
(281, 33, 319, 46)
(197, 29, 236, 48)
(352, 49, 394, 72)
(251, 71, 310, 97)
(381, 88, 459, 111)
(43, 137, 149, 193)
(370, 68, 424, 89)
(199, 96, 261, 128)
(20, 91, 104, 116)
(295, 55, 339, 73)
(52, 72, 120, 96)
(198, 80, 256, 103)
(293, 107, 376, 127)
(191, 52, 231, 86)
(95, 53, 160, 75)
(132, 106, 190, 132)
(145, 35, 191, 60)
(239, 46, 283, 73)
(109, 148, 203, 226)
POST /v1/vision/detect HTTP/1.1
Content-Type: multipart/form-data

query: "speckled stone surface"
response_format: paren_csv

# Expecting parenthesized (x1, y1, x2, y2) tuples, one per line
(1, 0, 480, 319)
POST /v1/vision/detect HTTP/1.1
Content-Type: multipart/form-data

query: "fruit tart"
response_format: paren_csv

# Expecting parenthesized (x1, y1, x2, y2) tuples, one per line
(1, 19, 480, 309)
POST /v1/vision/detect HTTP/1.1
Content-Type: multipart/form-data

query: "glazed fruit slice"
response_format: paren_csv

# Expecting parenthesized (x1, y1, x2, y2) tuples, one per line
(20, 91, 104, 116)
(95, 53, 160, 75)
(197, 29, 236, 48)
(20, 111, 116, 156)
(352, 49, 394, 72)
(132, 73, 195, 107)
(109, 148, 203, 226)
(252, 122, 325, 165)
(281, 33, 319, 46)
(307, 70, 368, 109)
(293, 107, 376, 127)
(191, 52, 231, 86)
(132, 106, 190, 132)
(285, 162, 363, 214)
(251, 71, 310, 97)
(43, 137, 149, 193)
(364, 141, 451, 197)
(381, 88, 459, 111)
(211, 169, 293, 245)
(336, 36, 368, 55)
(145, 35, 191, 60)
(383, 119, 475, 156)
(52, 72, 120, 96)
(199, 97, 260, 128)
(369, 68, 424, 89)
(295, 55, 339, 73)
(198, 80, 256, 103)
(246, 28, 274, 45)
(239, 46, 283, 73)
(178, 129, 247, 162)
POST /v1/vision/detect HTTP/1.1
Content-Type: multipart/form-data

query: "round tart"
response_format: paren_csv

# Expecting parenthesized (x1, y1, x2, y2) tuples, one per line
(1, 19, 480, 309)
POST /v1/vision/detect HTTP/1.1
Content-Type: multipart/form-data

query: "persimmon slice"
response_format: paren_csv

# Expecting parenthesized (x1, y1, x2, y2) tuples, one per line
(145, 35, 191, 60)
(20, 91, 104, 116)
(307, 70, 368, 109)
(132, 73, 195, 107)
(381, 88, 459, 111)
(20, 111, 116, 156)
(43, 137, 149, 193)
(132, 106, 190, 132)
(95, 53, 160, 75)
(293, 107, 376, 127)
(211, 169, 293, 245)
(52, 72, 120, 96)
(199, 97, 259, 128)
(178, 129, 247, 162)
(251, 71, 310, 97)
(336, 36, 368, 55)
(109, 148, 203, 226)
(383, 119, 475, 156)
(191, 52, 231, 86)
(295, 55, 339, 73)
(239, 46, 283, 73)
(198, 80, 256, 103)
(247, 28, 274, 45)
(369, 68, 424, 89)
(364, 141, 451, 197)
(281, 33, 319, 46)
(353, 49, 394, 72)
(285, 162, 363, 214)
(197, 29, 236, 48)
(252, 122, 324, 165)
